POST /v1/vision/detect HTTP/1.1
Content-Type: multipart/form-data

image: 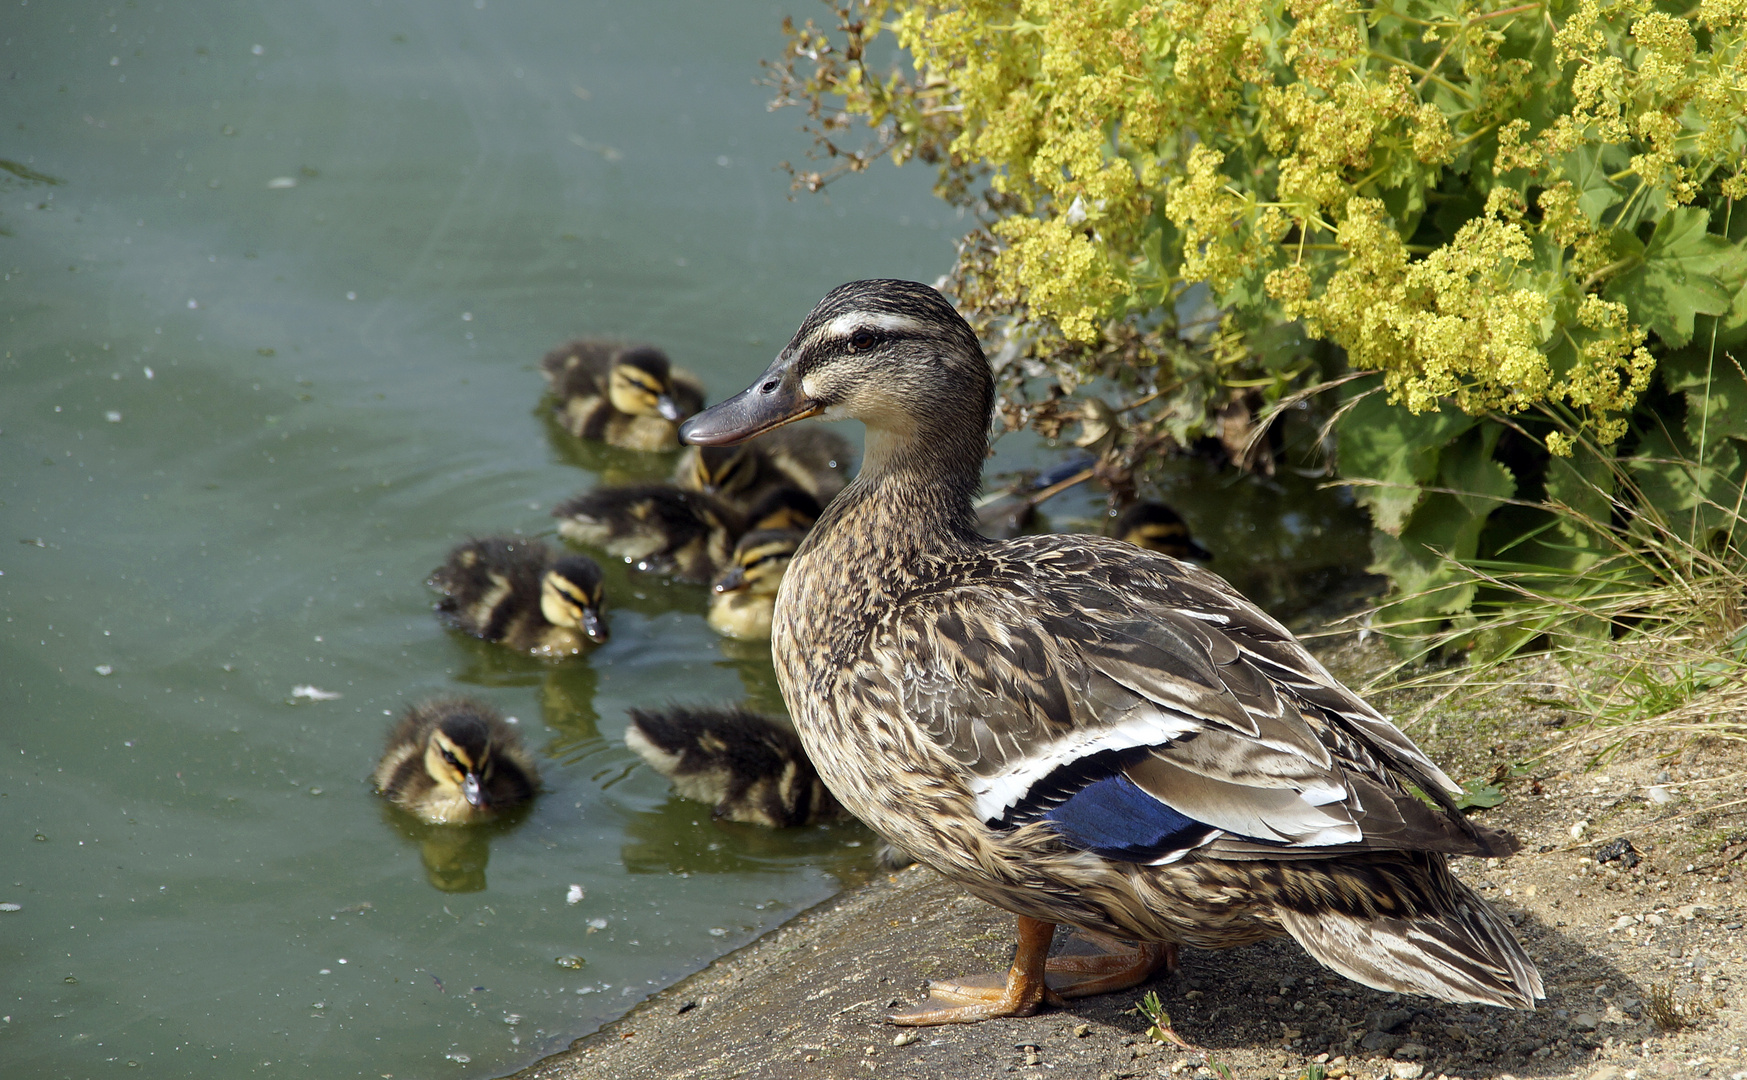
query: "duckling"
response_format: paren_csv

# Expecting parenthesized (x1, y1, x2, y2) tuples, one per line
(623, 705, 842, 827)
(552, 483, 739, 582)
(1113, 501, 1214, 562)
(708, 527, 805, 640)
(541, 339, 706, 452)
(680, 279, 1541, 1028)
(743, 485, 823, 533)
(373, 698, 539, 825)
(427, 537, 608, 655)
(675, 425, 854, 508)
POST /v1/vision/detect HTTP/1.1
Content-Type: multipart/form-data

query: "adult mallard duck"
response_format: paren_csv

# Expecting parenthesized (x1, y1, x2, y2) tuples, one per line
(623, 704, 842, 827)
(427, 537, 608, 655)
(680, 279, 1542, 1026)
(1114, 501, 1214, 562)
(541, 338, 705, 452)
(374, 698, 539, 824)
(674, 425, 854, 509)
(707, 527, 805, 640)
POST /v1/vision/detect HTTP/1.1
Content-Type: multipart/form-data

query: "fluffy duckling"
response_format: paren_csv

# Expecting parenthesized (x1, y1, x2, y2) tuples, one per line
(1113, 501, 1214, 562)
(553, 484, 738, 582)
(675, 426, 854, 508)
(541, 339, 705, 452)
(681, 279, 1541, 1027)
(373, 698, 539, 825)
(427, 537, 608, 655)
(624, 705, 842, 827)
(708, 527, 805, 640)
(742, 484, 822, 533)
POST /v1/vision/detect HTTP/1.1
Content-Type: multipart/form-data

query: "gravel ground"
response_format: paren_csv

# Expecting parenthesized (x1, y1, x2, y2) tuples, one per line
(506, 643, 1747, 1080)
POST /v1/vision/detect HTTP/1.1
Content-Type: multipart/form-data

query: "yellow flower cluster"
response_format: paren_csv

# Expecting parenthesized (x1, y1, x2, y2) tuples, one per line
(780, 0, 1747, 450)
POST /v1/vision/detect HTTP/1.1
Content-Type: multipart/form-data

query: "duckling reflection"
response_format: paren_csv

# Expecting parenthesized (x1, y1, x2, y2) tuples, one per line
(1111, 500, 1213, 561)
(624, 705, 842, 827)
(373, 698, 540, 824)
(541, 339, 705, 452)
(427, 537, 609, 656)
(376, 803, 532, 893)
(540, 664, 603, 768)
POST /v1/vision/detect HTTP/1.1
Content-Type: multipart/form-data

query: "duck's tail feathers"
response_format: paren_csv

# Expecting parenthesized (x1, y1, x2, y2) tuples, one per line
(1276, 871, 1544, 1009)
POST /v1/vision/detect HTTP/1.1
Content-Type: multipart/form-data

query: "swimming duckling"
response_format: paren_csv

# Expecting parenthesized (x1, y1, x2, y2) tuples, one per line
(707, 527, 805, 640)
(1113, 501, 1213, 562)
(623, 705, 842, 827)
(675, 426, 854, 508)
(742, 485, 822, 533)
(373, 698, 539, 825)
(552, 483, 739, 582)
(541, 339, 706, 452)
(427, 537, 608, 655)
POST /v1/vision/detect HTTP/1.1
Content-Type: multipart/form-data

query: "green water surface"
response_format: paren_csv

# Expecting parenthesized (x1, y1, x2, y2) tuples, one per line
(0, 3, 1371, 1077)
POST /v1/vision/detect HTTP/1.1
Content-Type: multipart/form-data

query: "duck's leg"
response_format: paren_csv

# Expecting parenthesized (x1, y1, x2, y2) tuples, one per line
(889, 916, 1061, 1025)
(1041, 932, 1177, 998)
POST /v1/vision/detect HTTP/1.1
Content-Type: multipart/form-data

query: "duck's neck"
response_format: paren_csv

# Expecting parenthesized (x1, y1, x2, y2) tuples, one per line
(811, 413, 987, 562)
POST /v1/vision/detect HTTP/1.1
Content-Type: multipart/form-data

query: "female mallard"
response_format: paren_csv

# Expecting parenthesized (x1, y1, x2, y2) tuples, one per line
(428, 537, 608, 655)
(674, 426, 854, 509)
(681, 280, 1542, 1026)
(707, 527, 805, 640)
(541, 338, 705, 452)
(623, 704, 841, 827)
(374, 698, 539, 824)
(1114, 501, 1214, 562)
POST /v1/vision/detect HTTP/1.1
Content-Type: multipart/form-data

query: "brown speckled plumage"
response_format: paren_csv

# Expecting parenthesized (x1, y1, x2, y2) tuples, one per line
(680, 279, 1544, 1018)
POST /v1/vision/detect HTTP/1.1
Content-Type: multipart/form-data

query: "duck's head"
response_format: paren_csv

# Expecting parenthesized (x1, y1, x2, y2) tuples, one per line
(1114, 502, 1213, 562)
(422, 712, 504, 811)
(679, 280, 991, 461)
(713, 528, 803, 596)
(608, 347, 689, 421)
(540, 555, 609, 643)
(682, 443, 759, 496)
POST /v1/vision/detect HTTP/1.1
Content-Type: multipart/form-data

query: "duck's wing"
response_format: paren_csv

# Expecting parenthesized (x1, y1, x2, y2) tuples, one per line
(885, 535, 1514, 866)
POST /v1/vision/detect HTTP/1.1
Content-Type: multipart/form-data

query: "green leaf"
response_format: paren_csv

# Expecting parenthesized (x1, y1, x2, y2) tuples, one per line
(1605, 209, 1744, 348)
(1625, 420, 1746, 548)
(1660, 344, 1747, 445)
(1337, 384, 1478, 536)
(1454, 779, 1505, 810)
(1559, 144, 1626, 224)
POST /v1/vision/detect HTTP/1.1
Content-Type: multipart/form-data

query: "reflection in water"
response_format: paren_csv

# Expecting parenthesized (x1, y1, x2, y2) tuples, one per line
(539, 406, 684, 487)
(540, 664, 602, 766)
(618, 801, 881, 891)
(378, 803, 533, 894)
(716, 637, 789, 716)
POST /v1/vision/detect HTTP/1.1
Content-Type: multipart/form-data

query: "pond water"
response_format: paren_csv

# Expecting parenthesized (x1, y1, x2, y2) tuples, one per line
(0, 3, 1370, 1078)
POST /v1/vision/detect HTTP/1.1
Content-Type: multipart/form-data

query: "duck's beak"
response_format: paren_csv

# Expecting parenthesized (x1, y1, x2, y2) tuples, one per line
(680, 352, 819, 446)
(462, 772, 484, 809)
(581, 607, 609, 643)
(655, 393, 686, 422)
(713, 565, 748, 593)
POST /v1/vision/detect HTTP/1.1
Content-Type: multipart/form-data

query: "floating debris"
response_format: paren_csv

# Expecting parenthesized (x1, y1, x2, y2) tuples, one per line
(267, 176, 297, 189)
(94, 665, 114, 676)
(554, 955, 585, 970)
(565, 884, 585, 905)
(290, 685, 341, 701)
(0, 903, 21, 912)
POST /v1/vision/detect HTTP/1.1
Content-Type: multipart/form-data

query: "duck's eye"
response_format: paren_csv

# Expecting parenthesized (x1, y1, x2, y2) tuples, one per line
(440, 749, 461, 768)
(848, 329, 876, 351)
(760, 379, 778, 394)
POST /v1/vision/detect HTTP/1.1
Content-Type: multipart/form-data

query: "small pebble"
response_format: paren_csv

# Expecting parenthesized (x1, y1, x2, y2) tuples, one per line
(1073, 1023, 1091, 1037)
(891, 1030, 917, 1047)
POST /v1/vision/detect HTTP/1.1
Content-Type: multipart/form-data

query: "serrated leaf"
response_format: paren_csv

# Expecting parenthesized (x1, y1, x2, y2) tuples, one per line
(1605, 208, 1743, 348)
(1336, 385, 1478, 536)
(1625, 421, 1745, 547)
(1454, 780, 1505, 810)
(1660, 345, 1747, 445)
(1561, 144, 1626, 223)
